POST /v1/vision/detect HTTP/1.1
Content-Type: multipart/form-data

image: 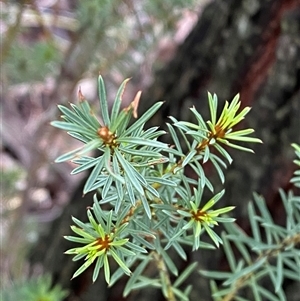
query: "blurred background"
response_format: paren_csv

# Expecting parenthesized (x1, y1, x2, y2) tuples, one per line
(1, 0, 299, 300)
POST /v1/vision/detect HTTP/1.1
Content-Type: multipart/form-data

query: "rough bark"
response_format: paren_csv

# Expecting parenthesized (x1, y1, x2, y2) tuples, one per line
(143, 0, 300, 223)
(30, 0, 300, 300)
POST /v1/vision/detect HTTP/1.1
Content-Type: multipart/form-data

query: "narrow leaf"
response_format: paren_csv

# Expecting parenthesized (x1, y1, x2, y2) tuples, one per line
(123, 102, 164, 137)
(174, 262, 198, 287)
(111, 78, 130, 124)
(98, 75, 110, 125)
(83, 158, 105, 194)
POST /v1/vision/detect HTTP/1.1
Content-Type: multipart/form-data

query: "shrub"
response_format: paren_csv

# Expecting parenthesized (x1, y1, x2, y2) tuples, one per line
(51, 76, 299, 300)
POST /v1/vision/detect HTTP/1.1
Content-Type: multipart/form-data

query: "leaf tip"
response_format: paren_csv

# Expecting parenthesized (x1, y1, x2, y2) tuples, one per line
(78, 86, 85, 102)
(132, 90, 142, 118)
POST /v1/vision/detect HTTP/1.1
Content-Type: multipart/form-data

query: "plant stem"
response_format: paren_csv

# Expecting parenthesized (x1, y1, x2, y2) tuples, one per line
(222, 232, 300, 301)
(152, 251, 177, 301)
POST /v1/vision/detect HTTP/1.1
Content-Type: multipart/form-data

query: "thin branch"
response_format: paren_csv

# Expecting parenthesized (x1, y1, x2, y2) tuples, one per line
(221, 232, 300, 301)
(152, 251, 177, 301)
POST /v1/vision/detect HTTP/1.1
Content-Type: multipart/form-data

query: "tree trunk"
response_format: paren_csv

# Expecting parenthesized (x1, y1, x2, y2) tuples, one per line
(30, 0, 300, 300)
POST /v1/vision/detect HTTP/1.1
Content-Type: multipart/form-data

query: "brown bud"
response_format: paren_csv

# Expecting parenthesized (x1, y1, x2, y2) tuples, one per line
(97, 126, 110, 140)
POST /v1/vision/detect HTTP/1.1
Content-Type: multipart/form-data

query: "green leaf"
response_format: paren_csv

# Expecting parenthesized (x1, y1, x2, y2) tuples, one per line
(221, 233, 236, 271)
(68, 131, 89, 144)
(124, 175, 135, 205)
(87, 210, 99, 232)
(174, 121, 198, 131)
(75, 139, 102, 156)
(189, 161, 207, 189)
(170, 116, 191, 150)
(147, 176, 177, 187)
(160, 247, 178, 276)
(110, 249, 132, 276)
(130, 277, 161, 290)
(182, 149, 197, 167)
(211, 286, 233, 299)
(126, 241, 147, 254)
(93, 256, 104, 282)
(248, 275, 262, 301)
(70, 102, 100, 130)
(58, 105, 85, 125)
(102, 175, 113, 199)
(214, 216, 235, 223)
(104, 149, 125, 185)
(98, 75, 110, 125)
(190, 105, 207, 129)
(92, 195, 106, 226)
(59, 104, 99, 131)
(111, 78, 130, 125)
(64, 235, 92, 244)
(226, 134, 262, 143)
(119, 146, 163, 158)
(253, 193, 274, 220)
(229, 106, 251, 128)
(248, 202, 261, 242)
(71, 216, 95, 236)
(123, 101, 164, 137)
(214, 143, 233, 164)
(96, 224, 106, 239)
(71, 157, 99, 174)
(208, 92, 217, 125)
(203, 144, 210, 163)
(112, 153, 123, 192)
(131, 234, 155, 250)
(223, 257, 266, 285)
(275, 254, 283, 292)
(202, 190, 225, 211)
(186, 129, 208, 141)
(115, 149, 144, 195)
(104, 254, 110, 284)
(167, 123, 183, 153)
(172, 287, 189, 301)
(140, 195, 151, 219)
(118, 137, 168, 150)
(171, 240, 187, 260)
(83, 158, 105, 194)
(210, 206, 235, 216)
(164, 227, 187, 250)
(210, 156, 225, 183)
(220, 139, 254, 153)
(174, 262, 198, 287)
(257, 285, 282, 301)
(54, 146, 84, 163)
(229, 236, 252, 264)
(109, 257, 137, 287)
(199, 269, 232, 280)
(106, 211, 113, 233)
(72, 258, 95, 279)
(203, 224, 222, 247)
(51, 121, 97, 137)
(123, 256, 151, 297)
(79, 100, 101, 128)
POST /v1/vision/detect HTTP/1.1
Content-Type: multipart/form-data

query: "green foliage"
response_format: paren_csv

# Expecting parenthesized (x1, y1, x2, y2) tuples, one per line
(200, 143, 300, 301)
(0, 274, 68, 301)
(1, 0, 198, 85)
(0, 168, 24, 200)
(3, 40, 61, 84)
(70, 0, 200, 76)
(51, 76, 264, 300)
(291, 143, 300, 188)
